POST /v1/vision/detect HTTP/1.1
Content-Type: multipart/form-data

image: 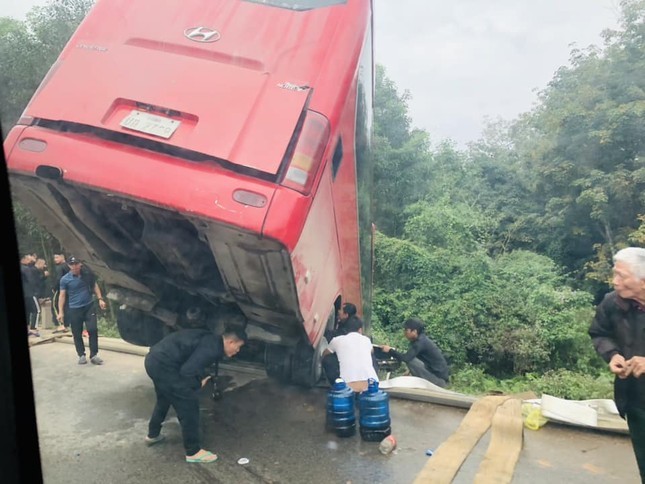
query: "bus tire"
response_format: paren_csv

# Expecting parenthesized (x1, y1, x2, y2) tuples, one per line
(265, 344, 292, 382)
(116, 307, 166, 347)
(290, 335, 327, 388)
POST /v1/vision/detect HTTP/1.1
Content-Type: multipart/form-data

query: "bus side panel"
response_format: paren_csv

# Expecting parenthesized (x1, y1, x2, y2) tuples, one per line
(330, 80, 362, 315)
(285, 169, 342, 345)
(263, 169, 341, 343)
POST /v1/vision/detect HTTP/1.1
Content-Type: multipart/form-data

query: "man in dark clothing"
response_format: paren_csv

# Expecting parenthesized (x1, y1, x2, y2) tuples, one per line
(323, 302, 357, 344)
(322, 302, 360, 385)
(52, 252, 70, 332)
(381, 318, 449, 388)
(333, 302, 357, 338)
(20, 253, 40, 336)
(57, 256, 107, 365)
(589, 247, 645, 483)
(34, 258, 49, 300)
(144, 327, 247, 463)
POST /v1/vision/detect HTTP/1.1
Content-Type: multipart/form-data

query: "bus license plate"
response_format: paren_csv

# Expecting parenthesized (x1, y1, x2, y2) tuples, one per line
(120, 110, 180, 139)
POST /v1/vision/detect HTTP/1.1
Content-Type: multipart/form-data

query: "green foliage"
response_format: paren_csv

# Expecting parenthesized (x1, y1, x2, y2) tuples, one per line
(12, 202, 57, 258)
(471, 0, 645, 286)
(402, 200, 497, 253)
(373, 225, 598, 380)
(449, 365, 509, 396)
(373, 64, 413, 149)
(0, 18, 48, 131)
(449, 365, 613, 400)
(530, 369, 614, 400)
(372, 66, 436, 236)
(97, 315, 120, 338)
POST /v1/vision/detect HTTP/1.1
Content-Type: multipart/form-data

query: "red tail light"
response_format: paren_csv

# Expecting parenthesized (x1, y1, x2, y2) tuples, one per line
(280, 111, 329, 195)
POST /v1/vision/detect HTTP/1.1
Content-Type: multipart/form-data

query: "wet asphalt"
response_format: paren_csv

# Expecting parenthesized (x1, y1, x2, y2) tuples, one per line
(27, 340, 639, 483)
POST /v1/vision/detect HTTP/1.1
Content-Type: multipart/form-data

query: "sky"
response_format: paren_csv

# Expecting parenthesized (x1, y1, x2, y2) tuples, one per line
(373, 0, 621, 146)
(0, 0, 623, 147)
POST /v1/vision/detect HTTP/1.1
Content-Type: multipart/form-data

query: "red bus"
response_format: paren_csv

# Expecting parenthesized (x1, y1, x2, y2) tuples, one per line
(4, 0, 374, 387)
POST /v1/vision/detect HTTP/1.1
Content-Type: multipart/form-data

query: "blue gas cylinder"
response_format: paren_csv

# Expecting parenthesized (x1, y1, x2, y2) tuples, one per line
(359, 378, 391, 441)
(326, 378, 356, 438)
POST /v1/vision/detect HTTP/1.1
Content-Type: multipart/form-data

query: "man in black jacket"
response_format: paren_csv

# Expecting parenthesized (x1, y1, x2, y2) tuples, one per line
(589, 247, 645, 482)
(322, 302, 363, 385)
(381, 318, 449, 388)
(144, 327, 247, 463)
(20, 253, 40, 336)
(52, 252, 70, 332)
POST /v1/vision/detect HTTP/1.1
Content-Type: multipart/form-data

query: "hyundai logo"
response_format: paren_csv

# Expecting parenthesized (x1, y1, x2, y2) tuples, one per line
(184, 27, 221, 43)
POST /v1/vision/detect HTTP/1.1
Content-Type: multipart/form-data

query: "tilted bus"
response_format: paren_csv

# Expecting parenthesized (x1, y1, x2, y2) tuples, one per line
(4, 0, 374, 386)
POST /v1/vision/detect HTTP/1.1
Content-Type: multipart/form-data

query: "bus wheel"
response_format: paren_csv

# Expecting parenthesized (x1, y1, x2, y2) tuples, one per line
(116, 307, 166, 347)
(265, 344, 292, 382)
(290, 336, 327, 388)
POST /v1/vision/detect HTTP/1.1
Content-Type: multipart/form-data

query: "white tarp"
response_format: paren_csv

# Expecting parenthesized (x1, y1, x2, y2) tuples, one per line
(378, 375, 467, 396)
(524, 394, 626, 433)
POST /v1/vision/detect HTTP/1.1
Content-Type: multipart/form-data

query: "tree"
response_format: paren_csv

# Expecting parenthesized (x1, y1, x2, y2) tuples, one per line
(372, 65, 439, 236)
(502, 0, 645, 284)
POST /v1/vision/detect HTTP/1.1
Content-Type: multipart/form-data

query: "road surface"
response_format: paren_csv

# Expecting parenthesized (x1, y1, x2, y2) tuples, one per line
(28, 339, 639, 483)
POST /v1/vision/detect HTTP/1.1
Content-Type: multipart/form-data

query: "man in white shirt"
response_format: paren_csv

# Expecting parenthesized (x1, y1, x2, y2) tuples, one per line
(323, 317, 378, 392)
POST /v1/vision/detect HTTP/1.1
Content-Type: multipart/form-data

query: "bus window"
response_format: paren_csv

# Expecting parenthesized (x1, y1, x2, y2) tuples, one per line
(332, 139, 343, 180)
(244, 0, 347, 11)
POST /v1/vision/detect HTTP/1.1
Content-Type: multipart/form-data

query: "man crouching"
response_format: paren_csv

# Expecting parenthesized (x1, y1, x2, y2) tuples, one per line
(144, 327, 247, 463)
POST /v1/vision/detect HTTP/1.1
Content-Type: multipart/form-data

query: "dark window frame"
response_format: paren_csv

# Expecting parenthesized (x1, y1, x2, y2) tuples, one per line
(242, 0, 347, 11)
(331, 138, 343, 180)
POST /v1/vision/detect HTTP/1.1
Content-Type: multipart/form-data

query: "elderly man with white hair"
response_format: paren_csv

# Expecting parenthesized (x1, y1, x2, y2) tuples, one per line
(589, 247, 645, 482)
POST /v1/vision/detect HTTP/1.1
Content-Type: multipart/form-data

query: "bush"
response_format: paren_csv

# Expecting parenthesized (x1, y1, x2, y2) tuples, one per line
(98, 316, 120, 339)
(448, 365, 613, 400)
(531, 369, 613, 400)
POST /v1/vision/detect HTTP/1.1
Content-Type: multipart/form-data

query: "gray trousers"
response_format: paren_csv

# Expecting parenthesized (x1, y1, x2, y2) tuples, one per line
(407, 358, 447, 388)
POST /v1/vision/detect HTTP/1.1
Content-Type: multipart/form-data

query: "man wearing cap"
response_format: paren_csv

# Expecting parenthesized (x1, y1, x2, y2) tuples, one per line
(57, 256, 107, 365)
(52, 252, 70, 332)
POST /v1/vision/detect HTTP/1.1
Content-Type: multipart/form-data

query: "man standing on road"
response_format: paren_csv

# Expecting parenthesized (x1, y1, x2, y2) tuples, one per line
(381, 318, 450, 388)
(144, 327, 247, 463)
(589, 247, 645, 482)
(322, 317, 378, 392)
(20, 252, 40, 337)
(57, 256, 107, 365)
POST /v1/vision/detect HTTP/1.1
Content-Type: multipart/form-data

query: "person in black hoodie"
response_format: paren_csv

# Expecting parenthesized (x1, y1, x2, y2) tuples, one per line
(52, 252, 70, 332)
(381, 318, 450, 388)
(322, 302, 358, 385)
(20, 253, 40, 336)
(143, 327, 247, 463)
